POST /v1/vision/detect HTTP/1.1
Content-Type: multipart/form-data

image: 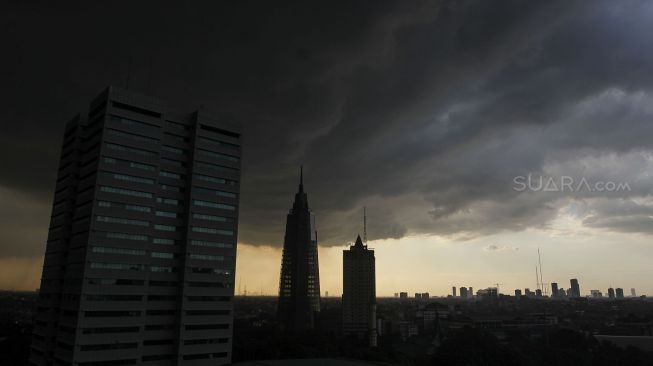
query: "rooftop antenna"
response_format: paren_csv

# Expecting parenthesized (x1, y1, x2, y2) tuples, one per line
(535, 266, 540, 292)
(363, 206, 367, 244)
(538, 248, 545, 296)
(299, 165, 304, 192)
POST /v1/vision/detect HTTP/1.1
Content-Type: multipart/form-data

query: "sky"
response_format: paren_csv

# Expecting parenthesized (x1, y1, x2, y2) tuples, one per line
(2, 1, 653, 296)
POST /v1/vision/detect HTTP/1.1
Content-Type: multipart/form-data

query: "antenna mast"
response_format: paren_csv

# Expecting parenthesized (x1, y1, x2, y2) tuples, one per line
(363, 206, 367, 244)
(538, 248, 544, 296)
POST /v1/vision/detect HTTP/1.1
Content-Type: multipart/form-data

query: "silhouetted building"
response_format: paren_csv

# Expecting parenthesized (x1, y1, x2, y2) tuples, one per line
(459, 287, 468, 299)
(29, 86, 242, 366)
(477, 287, 498, 299)
(399, 292, 408, 299)
(452, 286, 457, 297)
(343, 235, 376, 347)
(514, 289, 522, 299)
(608, 287, 615, 299)
(525, 288, 533, 297)
(551, 282, 559, 297)
(535, 289, 543, 297)
(278, 168, 321, 332)
(591, 290, 602, 298)
(616, 288, 624, 298)
(631, 288, 637, 297)
(558, 288, 567, 297)
(422, 292, 430, 299)
(570, 278, 581, 298)
(469, 287, 473, 297)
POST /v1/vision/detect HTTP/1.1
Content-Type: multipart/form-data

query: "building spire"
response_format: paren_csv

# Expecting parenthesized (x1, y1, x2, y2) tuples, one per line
(299, 165, 304, 193)
(363, 206, 367, 244)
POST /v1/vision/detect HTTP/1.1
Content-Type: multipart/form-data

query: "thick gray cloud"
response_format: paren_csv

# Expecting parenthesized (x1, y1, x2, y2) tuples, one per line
(2, 1, 653, 257)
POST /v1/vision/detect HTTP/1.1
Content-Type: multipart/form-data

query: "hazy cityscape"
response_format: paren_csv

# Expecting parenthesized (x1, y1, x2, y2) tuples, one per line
(4, 1, 653, 366)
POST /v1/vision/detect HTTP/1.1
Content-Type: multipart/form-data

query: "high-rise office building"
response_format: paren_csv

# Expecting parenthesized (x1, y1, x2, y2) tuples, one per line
(514, 289, 522, 299)
(29, 86, 242, 366)
(277, 169, 321, 332)
(452, 287, 457, 297)
(616, 288, 624, 298)
(551, 282, 559, 298)
(399, 292, 408, 299)
(608, 288, 615, 299)
(459, 287, 468, 299)
(570, 278, 581, 298)
(342, 235, 376, 347)
(631, 288, 637, 297)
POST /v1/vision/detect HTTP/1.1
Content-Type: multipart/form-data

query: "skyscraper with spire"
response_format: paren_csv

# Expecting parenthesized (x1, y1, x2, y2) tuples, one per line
(277, 168, 321, 332)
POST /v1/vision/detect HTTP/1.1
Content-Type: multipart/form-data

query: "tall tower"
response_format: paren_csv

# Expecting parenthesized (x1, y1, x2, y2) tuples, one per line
(29, 86, 242, 366)
(343, 232, 377, 347)
(277, 168, 321, 332)
(570, 278, 581, 298)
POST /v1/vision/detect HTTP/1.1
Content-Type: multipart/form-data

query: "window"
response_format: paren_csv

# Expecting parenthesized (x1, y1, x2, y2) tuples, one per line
(193, 200, 235, 211)
(160, 184, 183, 192)
(147, 295, 176, 301)
(190, 267, 231, 276)
(98, 201, 151, 213)
(92, 246, 145, 256)
(84, 310, 141, 317)
(185, 323, 229, 330)
(152, 238, 176, 245)
(107, 128, 158, 144)
(194, 173, 238, 186)
(150, 266, 176, 273)
(154, 224, 176, 232)
(85, 294, 142, 301)
(104, 156, 156, 171)
(183, 338, 228, 346)
(198, 135, 239, 149)
(191, 226, 234, 236)
(155, 211, 178, 218)
(100, 186, 152, 198)
(96, 215, 149, 227)
(151, 252, 175, 259)
(105, 142, 156, 157)
(159, 171, 182, 179)
(190, 253, 225, 261)
(190, 240, 233, 249)
(197, 148, 239, 162)
(182, 352, 228, 361)
(161, 158, 185, 167)
(195, 161, 239, 173)
(192, 213, 234, 223)
(162, 145, 185, 154)
(80, 343, 138, 351)
(96, 230, 148, 241)
(90, 262, 145, 271)
(82, 327, 140, 334)
(87, 278, 144, 286)
(156, 197, 180, 205)
(105, 172, 154, 185)
(185, 310, 229, 316)
(194, 186, 237, 198)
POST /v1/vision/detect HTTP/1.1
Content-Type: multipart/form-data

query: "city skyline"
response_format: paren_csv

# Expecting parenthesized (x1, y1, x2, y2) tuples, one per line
(4, 2, 653, 300)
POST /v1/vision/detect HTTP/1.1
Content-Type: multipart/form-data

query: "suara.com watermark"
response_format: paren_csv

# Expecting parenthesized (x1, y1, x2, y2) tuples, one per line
(513, 175, 631, 192)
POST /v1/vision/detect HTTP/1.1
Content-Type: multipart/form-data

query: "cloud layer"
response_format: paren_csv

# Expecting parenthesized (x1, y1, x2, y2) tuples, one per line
(2, 0, 653, 258)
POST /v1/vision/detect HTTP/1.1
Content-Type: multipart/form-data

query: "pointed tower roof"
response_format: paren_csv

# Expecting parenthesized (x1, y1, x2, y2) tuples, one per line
(354, 234, 364, 248)
(299, 165, 304, 193)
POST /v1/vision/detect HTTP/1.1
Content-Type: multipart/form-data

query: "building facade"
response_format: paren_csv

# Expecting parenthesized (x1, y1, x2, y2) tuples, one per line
(277, 170, 321, 332)
(342, 235, 376, 347)
(570, 279, 581, 298)
(29, 86, 242, 366)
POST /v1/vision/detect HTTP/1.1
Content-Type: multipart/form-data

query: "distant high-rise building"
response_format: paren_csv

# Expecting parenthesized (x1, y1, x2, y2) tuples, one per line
(29, 86, 242, 366)
(535, 289, 542, 297)
(459, 287, 468, 299)
(469, 287, 473, 297)
(570, 279, 581, 298)
(422, 293, 430, 299)
(590, 290, 602, 298)
(514, 289, 522, 299)
(415, 293, 422, 299)
(558, 288, 567, 297)
(551, 282, 559, 297)
(616, 288, 624, 298)
(608, 288, 615, 299)
(452, 287, 457, 297)
(278, 168, 321, 332)
(399, 292, 408, 299)
(631, 288, 637, 297)
(477, 287, 498, 299)
(342, 234, 376, 347)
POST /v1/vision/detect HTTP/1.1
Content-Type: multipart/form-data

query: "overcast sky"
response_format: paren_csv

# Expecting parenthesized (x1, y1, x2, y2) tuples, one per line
(3, 1, 653, 295)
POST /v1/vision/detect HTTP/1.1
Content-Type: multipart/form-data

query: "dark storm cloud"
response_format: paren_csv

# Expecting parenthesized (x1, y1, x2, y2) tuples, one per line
(2, 1, 653, 257)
